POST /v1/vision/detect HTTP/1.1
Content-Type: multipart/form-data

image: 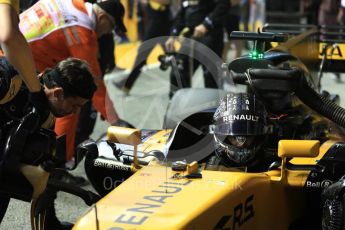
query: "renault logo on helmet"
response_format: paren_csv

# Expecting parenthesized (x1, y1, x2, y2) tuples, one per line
(222, 114, 259, 122)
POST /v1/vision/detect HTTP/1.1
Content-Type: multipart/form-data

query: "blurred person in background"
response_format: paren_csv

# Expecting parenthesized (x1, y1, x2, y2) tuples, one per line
(129, 0, 149, 41)
(115, 0, 172, 94)
(165, 0, 229, 97)
(266, 0, 300, 23)
(240, 0, 250, 31)
(319, 0, 342, 82)
(319, 0, 340, 25)
(248, 0, 265, 32)
(87, 0, 126, 73)
(338, 0, 345, 24)
(170, 0, 181, 17)
(303, 0, 321, 24)
(223, 0, 243, 61)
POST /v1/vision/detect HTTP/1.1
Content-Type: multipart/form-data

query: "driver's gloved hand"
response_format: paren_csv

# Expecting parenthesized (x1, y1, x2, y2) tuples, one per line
(29, 89, 51, 126)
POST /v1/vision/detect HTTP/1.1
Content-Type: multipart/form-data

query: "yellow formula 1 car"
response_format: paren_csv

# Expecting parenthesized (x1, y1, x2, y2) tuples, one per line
(72, 27, 345, 230)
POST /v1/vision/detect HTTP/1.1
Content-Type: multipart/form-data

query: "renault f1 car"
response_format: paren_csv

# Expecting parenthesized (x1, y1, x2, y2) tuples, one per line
(3, 25, 345, 229)
(69, 26, 345, 230)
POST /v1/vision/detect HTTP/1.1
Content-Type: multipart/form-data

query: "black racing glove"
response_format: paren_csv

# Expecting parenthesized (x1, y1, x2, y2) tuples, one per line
(29, 89, 51, 126)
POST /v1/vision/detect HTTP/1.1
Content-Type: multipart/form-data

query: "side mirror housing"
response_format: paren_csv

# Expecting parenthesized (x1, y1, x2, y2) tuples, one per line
(278, 140, 320, 158)
(107, 126, 141, 146)
(107, 126, 142, 170)
(272, 140, 320, 182)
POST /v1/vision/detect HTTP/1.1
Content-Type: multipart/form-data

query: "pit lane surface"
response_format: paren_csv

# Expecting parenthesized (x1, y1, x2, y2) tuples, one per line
(1, 65, 344, 229)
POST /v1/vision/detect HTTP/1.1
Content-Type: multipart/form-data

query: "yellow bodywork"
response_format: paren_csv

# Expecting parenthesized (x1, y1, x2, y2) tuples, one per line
(74, 165, 304, 230)
(73, 137, 339, 230)
(278, 140, 320, 158)
(138, 130, 171, 153)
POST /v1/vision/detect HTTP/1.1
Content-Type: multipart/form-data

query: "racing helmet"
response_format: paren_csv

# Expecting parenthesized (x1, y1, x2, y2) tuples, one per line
(212, 93, 269, 166)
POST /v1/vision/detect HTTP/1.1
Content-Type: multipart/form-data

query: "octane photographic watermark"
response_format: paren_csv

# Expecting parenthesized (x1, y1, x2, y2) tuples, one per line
(102, 175, 243, 192)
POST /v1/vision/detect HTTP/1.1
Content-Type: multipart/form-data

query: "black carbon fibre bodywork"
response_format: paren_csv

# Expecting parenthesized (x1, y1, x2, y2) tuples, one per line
(305, 143, 345, 191)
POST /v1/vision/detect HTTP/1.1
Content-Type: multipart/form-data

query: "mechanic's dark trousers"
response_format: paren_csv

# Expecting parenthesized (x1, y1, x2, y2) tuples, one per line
(125, 41, 168, 90)
(124, 5, 171, 90)
(98, 34, 115, 74)
(137, 2, 146, 41)
(169, 32, 224, 97)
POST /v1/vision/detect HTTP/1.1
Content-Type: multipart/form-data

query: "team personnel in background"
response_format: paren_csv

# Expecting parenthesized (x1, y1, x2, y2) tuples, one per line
(248, 0, 266, 32)
(117, 0, 172, 94)
(19, 0, 127, 179)
(0, 0, 51, 126)
(318, 0, 342, 82)
(223, 0, 243, 60)
(0, 57, 96, 227)
(265, 0, 300, 23)
(86, 0, 125, 73)
(319, 0, 340, 25)
(165, 0, 229, 97)
(338, 0, 345, 24)
(127, 0, 147, 41)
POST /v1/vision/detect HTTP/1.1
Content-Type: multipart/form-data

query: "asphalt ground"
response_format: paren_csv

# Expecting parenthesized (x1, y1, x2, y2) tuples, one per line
(1, 61, 345, 229)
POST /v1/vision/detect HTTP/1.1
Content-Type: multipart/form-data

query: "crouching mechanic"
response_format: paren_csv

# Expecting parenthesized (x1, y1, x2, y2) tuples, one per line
(0, 57, 96, 226)
(207, 93, 278, 172)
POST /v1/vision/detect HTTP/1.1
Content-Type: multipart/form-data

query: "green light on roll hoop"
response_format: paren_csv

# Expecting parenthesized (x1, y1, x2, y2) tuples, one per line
(249, 50, 264, 59)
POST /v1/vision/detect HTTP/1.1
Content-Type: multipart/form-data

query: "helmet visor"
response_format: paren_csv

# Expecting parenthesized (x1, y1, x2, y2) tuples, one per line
(210, 120, 267, 136)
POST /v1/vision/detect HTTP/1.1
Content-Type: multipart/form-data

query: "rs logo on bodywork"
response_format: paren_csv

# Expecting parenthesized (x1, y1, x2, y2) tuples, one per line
(214, 195, 255, 230)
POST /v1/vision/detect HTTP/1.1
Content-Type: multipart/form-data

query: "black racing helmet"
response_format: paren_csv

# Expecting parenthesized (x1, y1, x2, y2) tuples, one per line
(211, 93, 269, 166)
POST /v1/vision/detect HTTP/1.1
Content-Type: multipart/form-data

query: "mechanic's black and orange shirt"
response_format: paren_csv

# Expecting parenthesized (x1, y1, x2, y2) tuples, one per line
(0, 57, 34, 127)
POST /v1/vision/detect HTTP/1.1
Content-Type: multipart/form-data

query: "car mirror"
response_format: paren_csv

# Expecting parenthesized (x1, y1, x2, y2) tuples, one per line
(271, 140, 320, 182)
(107, 126, 141, 146)
(278, 140, 320, 158)
(107, 126, 142, 171)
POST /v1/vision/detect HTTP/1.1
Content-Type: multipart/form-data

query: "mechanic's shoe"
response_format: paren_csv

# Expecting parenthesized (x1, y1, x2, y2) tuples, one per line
(336, 76, 343, 83)
(55, 170, 89, 187)
(113, 66, 126, 72)
(44, 203, 74, 230)
(47, 221, 73, 230)
(113, 78, 127, 89)
(60, 222, 74, 230)
(331, 73, 343, 83)
(121, 86, 130, 96)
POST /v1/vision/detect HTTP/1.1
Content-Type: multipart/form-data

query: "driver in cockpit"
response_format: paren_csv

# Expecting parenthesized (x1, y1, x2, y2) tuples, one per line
(207, 92, 279, 172)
